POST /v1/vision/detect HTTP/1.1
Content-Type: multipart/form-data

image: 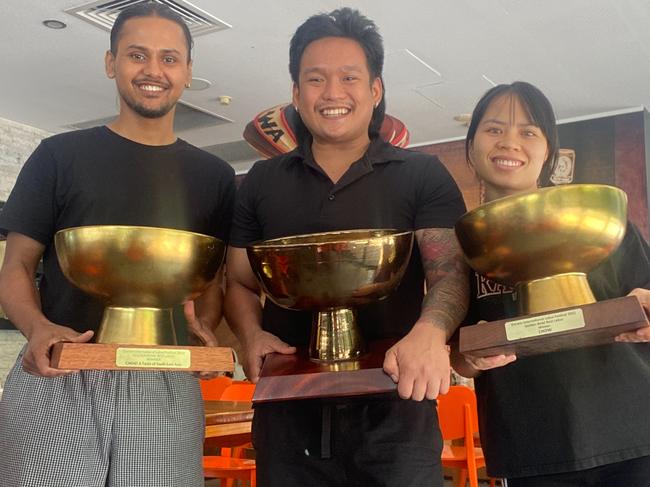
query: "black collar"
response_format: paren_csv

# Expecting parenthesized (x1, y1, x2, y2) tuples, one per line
(285, 136, 406, 169)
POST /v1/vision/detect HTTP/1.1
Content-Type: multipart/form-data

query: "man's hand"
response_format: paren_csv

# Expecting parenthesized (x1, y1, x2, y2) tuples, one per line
(224, 247, 295, 383)
(615, 288, 650, 342)
(184, 300, 223, 379)
(185, 300, 219, 347)
(394, 228, 468, 397)
(383, 323, 451, 401)
(242, 329, 296, 383)
(23, 323, 93, 377)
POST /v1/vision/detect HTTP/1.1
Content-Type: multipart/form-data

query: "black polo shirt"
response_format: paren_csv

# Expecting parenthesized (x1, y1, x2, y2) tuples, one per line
(230, 137, 466, 346)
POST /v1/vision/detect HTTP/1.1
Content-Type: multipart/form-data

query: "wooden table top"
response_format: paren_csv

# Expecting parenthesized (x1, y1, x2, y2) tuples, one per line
(204, 400, 254, 426)
(203, 400, 254, 447)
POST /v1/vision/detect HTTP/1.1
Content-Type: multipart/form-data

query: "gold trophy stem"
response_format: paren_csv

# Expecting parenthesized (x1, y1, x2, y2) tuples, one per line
(95, 306, 177, 345)
(516, 272, 596, 315)
(310, 308, 366, 362)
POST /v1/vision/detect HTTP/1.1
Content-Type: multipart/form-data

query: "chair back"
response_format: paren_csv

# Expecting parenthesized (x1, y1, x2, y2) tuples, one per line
(437, 385, 479, 441)
(200, 376, 233, 400)
(438, 386, 497, 487)
(220, 381, 256, 401)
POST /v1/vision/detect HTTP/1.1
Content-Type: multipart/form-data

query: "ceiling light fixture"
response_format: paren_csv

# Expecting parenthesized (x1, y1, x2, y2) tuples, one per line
(218, 95, 232, 106)
(42, 19, 67, 29)
(186, 77, 211, 91)
(453, 114, 472, 125)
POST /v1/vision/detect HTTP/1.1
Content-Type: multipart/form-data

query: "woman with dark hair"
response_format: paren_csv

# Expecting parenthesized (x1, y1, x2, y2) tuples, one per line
(451, 81, 650, 486)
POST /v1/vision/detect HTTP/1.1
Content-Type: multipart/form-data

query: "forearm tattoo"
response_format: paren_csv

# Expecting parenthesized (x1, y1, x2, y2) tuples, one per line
(416, 228, 469, 337)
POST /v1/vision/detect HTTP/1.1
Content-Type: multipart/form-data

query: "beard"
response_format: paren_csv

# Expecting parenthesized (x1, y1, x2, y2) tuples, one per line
(119, 87, 177, 119)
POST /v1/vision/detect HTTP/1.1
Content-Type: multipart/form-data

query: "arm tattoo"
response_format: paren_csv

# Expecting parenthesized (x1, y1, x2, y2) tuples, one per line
(415, 228, 469, 338)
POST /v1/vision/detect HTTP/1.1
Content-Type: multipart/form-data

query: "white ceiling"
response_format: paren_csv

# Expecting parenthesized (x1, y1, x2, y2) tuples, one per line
(2, 0, 650, 168)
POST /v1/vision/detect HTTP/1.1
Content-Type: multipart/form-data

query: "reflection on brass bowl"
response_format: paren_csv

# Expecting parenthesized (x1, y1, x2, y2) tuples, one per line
(55, 225, 225, 345)
(455, 184, 627, 314)
(247, 229, 414, 362)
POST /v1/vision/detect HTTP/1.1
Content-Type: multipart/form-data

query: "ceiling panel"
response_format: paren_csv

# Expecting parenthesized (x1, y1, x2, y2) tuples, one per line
(1, 0, 649, 168)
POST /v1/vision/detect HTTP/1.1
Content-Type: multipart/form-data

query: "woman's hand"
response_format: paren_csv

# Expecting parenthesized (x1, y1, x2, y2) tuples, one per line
(464, 353, 517, 371)
(615, 288, 650, 342)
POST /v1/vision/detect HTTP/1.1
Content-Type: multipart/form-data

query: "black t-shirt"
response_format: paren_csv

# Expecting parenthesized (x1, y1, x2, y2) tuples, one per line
(230, 137, 466, 345)
(0, 126, 235, 334)
(465, 222, 650, 478)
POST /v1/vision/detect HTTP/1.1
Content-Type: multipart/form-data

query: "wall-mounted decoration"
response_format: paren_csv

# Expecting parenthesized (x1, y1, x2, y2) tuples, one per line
(550, 148, 576, 185)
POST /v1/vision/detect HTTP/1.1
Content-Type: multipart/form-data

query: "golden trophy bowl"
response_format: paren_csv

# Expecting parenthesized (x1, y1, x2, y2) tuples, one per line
(455, 184, 647, 357)
(455, 184, 627, 314)
(51, 225, 233, 371)
(247, 229, 414, 363)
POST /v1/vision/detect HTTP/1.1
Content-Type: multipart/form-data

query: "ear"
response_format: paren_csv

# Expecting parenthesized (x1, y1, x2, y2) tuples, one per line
(291, 82, 300, 110)
(371, 77, 383, 107)
(467, 143, 477, 174)
(185, 59, 193, 88)
(105, 50, 115, 79)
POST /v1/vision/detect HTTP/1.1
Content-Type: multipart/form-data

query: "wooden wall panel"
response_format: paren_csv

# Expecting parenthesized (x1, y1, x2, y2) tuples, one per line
(614, 112, 649, 238)
(413, 112, 649, 239)
(235, 112, 649, 239)
(413, 139, 481, 210)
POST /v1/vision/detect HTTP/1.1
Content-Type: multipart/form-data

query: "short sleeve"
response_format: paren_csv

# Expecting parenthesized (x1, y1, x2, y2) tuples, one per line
(228, 161, 266, 247)
(588, 221, 650, 299)
(413, 155, 467, 230)
(209, 166, 236, 243)
(0, 139, 58, 244)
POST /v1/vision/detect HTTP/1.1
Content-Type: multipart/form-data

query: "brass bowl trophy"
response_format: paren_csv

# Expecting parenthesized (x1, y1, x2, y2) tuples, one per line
(51, 225, 234, 372)
(247, 229, 413, 402)
(455, 184, 649, 357)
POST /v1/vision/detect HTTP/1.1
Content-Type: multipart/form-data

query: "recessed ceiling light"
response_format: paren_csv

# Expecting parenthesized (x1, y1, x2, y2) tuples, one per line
(186, 77, 211, 91)
(43, 19, 67, 29)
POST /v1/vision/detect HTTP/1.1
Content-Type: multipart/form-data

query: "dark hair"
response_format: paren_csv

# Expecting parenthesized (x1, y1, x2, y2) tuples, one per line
(465, 81, 559, 185)
(289, 8, 385, 139)
(110, 1, 193, 62)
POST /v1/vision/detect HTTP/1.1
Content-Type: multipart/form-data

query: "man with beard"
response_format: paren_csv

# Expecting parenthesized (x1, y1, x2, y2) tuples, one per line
(0, 3, 235, 486)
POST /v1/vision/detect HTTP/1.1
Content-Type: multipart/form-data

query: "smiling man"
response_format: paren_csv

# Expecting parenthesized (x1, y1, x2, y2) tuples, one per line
(0, 3, 235, 486)
(225, 8, 469, 487)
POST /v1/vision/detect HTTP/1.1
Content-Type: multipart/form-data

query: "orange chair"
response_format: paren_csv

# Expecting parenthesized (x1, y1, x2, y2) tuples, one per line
(203, 456, 256, 487)
(220, 381, 256, 401)
(199, 375, 233, 400)
(219, 380, 256, 460)
(437, 385, 497, 487)
(203, 381, 257, 487)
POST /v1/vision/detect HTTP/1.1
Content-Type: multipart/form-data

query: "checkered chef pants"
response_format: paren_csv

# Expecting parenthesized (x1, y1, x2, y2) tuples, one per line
(0, 347, 205, 487)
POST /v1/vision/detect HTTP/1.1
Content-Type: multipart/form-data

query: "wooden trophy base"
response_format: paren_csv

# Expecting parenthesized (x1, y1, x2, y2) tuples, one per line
(460, 296, 649, 358)
(253, 338, 397, 403)
(51, 342, 235, 372)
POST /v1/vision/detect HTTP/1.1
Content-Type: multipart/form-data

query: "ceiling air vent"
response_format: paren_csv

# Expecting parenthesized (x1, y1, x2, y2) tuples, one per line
(65, 0, 231, 37)
(67, 99, 232, 132)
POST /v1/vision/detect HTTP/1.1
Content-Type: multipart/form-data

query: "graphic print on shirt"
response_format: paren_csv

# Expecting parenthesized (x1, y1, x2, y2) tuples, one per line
(475, 273, 514, 300)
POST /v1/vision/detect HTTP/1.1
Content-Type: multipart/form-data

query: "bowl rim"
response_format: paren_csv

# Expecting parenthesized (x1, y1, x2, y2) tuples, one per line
(247, 229, 413, 250)
(54, 225, 221, 243)
(456, 183, 627, 224)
